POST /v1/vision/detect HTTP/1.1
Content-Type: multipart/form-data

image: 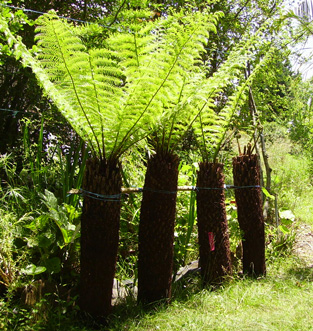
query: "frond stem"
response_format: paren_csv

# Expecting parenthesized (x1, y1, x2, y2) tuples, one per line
(171, 88, 217, 152)
(108, 0, 127, 27)
(87, 53, 106, 159)
(166, 78, 186, 152)
(198, 112, 208, 161)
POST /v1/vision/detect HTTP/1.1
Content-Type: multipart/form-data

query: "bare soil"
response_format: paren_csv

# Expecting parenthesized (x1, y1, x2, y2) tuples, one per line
(294, 223, 313, 267)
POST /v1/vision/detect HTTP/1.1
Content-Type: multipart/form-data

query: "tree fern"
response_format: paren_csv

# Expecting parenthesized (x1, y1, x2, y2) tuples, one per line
(0, 4, 277, 311)
(29, 9, 220, 162)
(110, 9, 222, 155)
(1, 7, 219, 315)
(191, 31, 275, 162)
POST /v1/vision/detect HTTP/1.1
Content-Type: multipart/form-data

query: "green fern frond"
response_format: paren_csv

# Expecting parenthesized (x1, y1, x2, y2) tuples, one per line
(110, 10, 219, 157)
(2, 8, 223, 160)
(193, 42, 276, 162)
(35, 12, 127, 159)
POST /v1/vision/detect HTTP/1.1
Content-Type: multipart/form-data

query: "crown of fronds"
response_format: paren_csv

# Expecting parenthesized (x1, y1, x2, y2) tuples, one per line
(1, 6, 276, 162)
(142, 12, 278, 156)
(191, 29, 275, 162)
(31, 9, 221, 161)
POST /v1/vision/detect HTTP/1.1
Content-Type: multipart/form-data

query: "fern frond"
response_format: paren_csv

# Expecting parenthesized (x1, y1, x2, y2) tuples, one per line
(2, 8, 226, 161)
(109, 10, 219, 157)
(193, 40, 276, 162)
(35, 12, 126, 159)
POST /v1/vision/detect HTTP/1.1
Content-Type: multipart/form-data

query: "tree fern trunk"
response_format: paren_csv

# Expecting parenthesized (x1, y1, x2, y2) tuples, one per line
(80, 158, 122, 318)
(137, 152, 179, 304)
(196, 162, 232, 286)
(232, 150, 266, 276)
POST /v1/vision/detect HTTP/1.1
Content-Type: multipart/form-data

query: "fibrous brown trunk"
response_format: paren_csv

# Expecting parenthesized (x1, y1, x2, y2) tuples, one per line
(137, 152, 179, 304)
(80, 158, 122, 318)
(232, 149, 266, 276)
(196, 162, 232, 286)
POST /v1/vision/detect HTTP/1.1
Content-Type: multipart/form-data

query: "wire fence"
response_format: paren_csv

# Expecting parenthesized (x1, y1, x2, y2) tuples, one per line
(67, 185, 262, 201)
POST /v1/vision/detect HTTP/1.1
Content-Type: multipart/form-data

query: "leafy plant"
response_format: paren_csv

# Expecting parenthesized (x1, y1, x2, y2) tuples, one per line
(174, 162, 198, 269)
(22, 116, 47, 192)
(266, 213, 296, 259)
(57, 139, 88, 208)
(23, 189, 81, 277)
(0, 210, 30, 290)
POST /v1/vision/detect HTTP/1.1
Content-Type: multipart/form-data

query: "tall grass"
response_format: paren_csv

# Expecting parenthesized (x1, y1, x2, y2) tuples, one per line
(264, 123, 313, 225)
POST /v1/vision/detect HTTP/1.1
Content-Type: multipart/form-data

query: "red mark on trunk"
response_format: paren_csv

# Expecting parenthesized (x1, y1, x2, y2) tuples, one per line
(208, 232, 215, 251)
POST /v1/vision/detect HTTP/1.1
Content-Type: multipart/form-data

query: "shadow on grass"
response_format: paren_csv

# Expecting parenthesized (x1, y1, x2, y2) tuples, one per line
(0, 273, 207, 331)
(106, 276, 204, 331)
(3, 263, 282, 330)
(106, 271, 246, 331)
(76, 266, 264, 330)
(287, 264, 313, 282)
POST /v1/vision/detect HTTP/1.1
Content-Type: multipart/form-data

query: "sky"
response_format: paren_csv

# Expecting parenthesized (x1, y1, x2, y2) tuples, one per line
(287, 0, 313, 80)
(291, 34, 313, 80)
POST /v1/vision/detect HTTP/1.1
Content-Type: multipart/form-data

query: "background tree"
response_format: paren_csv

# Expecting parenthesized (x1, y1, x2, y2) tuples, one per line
(296, 0, 313, 20)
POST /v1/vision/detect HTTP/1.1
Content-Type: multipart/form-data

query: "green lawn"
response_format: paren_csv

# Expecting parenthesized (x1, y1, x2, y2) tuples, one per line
(108, 256, 313, 331)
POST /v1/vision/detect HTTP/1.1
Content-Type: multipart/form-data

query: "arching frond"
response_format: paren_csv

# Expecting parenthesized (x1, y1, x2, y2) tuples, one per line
(31, 9, 221, 161)
(35, 13, 127, 159)
(154, 16, 278, 156)
(191, 33, 275, 162)
(119, 9, 222, 154)
(106, 9, 222, 157)
(2, 7, 266, 162)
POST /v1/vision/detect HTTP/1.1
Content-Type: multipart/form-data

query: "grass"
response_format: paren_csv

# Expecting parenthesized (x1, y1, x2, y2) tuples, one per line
(103, 125, 313, 331)
(2, 253, 312, 330)
(264, 123, 313, 226)
(107, 256, 313, 331)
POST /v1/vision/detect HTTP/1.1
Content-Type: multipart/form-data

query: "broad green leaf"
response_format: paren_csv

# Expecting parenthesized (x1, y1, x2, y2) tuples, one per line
(22, 264, 46, 275)
(45, 257, 62, 274)
(278, 224, 290, 235)
(262, 187, 275, 200)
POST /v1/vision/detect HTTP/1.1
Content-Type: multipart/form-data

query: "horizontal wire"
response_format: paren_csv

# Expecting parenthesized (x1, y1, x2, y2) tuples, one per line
(0, 108, 43, 118)
(0, 108, 20, 114)
(67, 189, 122, 201)
(67, 184, 262, 200)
